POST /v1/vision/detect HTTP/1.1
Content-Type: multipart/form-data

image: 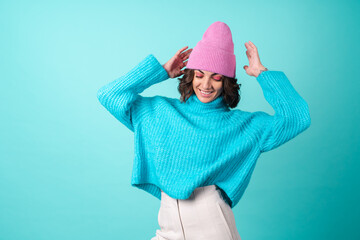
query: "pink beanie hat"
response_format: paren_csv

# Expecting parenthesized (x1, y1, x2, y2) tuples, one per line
(186, 21, 236, 78)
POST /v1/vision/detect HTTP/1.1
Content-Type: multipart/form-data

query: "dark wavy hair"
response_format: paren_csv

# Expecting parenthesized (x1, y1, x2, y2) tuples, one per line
(177, 68, 241, 108)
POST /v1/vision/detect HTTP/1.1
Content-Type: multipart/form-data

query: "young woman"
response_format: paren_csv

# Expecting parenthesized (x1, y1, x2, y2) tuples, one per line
(97, 21, 311, 240)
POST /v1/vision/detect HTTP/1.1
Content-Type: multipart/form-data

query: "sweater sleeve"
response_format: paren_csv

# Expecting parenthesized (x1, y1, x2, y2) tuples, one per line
(253, 71, 311, 153)
(97, 54, 169, 132)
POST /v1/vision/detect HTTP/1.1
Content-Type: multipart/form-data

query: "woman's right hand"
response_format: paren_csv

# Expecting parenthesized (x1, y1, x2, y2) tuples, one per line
(162, 46, 192, 78)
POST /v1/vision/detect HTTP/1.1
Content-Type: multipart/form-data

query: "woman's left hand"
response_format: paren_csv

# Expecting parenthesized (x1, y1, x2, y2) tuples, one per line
(243, 41, 267, 77)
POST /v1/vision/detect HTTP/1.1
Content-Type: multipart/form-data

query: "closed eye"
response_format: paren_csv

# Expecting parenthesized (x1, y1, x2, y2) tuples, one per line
(196, 75, 222, 81)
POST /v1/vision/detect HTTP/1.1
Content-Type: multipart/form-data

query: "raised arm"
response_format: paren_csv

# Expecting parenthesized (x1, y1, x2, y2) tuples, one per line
(97, 54, 169, 132)
(254, 71, 311, 152)
(243, 41, 311, 152)
(97, 46, 192, 132)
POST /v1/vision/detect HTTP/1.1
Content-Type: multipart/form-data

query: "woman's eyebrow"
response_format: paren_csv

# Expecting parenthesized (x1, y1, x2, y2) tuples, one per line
(196, 70, 221, 76)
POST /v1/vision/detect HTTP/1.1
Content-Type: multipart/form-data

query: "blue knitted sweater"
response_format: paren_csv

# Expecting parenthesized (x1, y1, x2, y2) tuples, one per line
(97, 54, 311, 208)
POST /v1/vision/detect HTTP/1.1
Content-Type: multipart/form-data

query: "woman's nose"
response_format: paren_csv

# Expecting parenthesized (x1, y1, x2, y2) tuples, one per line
(202, 78, 212, 89)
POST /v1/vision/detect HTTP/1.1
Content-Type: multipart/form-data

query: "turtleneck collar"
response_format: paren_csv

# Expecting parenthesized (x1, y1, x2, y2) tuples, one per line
(185, 93, 229, 114)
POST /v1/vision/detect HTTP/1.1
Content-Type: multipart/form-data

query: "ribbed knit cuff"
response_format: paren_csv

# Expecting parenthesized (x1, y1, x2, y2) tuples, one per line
(256, 70, 303, 103)
(97, 54, 170, 106)
(256, 70, 311, 126)
(141, 54, 170, 85)
(119, 54, 170, 93)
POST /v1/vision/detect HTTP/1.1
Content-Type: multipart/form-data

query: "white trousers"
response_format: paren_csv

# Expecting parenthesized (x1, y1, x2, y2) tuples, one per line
(151, 185, 241, 240)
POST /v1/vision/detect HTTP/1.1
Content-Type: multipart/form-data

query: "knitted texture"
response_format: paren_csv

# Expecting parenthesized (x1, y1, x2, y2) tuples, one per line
(186, 21, 237, 78)
(97, 54, 311, 208)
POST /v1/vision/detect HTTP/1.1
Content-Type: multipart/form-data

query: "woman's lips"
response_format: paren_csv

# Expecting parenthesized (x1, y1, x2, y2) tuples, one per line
(199, 89, 214, 98)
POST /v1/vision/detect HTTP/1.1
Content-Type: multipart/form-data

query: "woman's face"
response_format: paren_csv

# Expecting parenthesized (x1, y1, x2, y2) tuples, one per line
(192, 69, 223, 103)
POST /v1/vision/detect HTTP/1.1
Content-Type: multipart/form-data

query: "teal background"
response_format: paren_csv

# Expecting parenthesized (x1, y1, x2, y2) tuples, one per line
(1, 0, 359, 239)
